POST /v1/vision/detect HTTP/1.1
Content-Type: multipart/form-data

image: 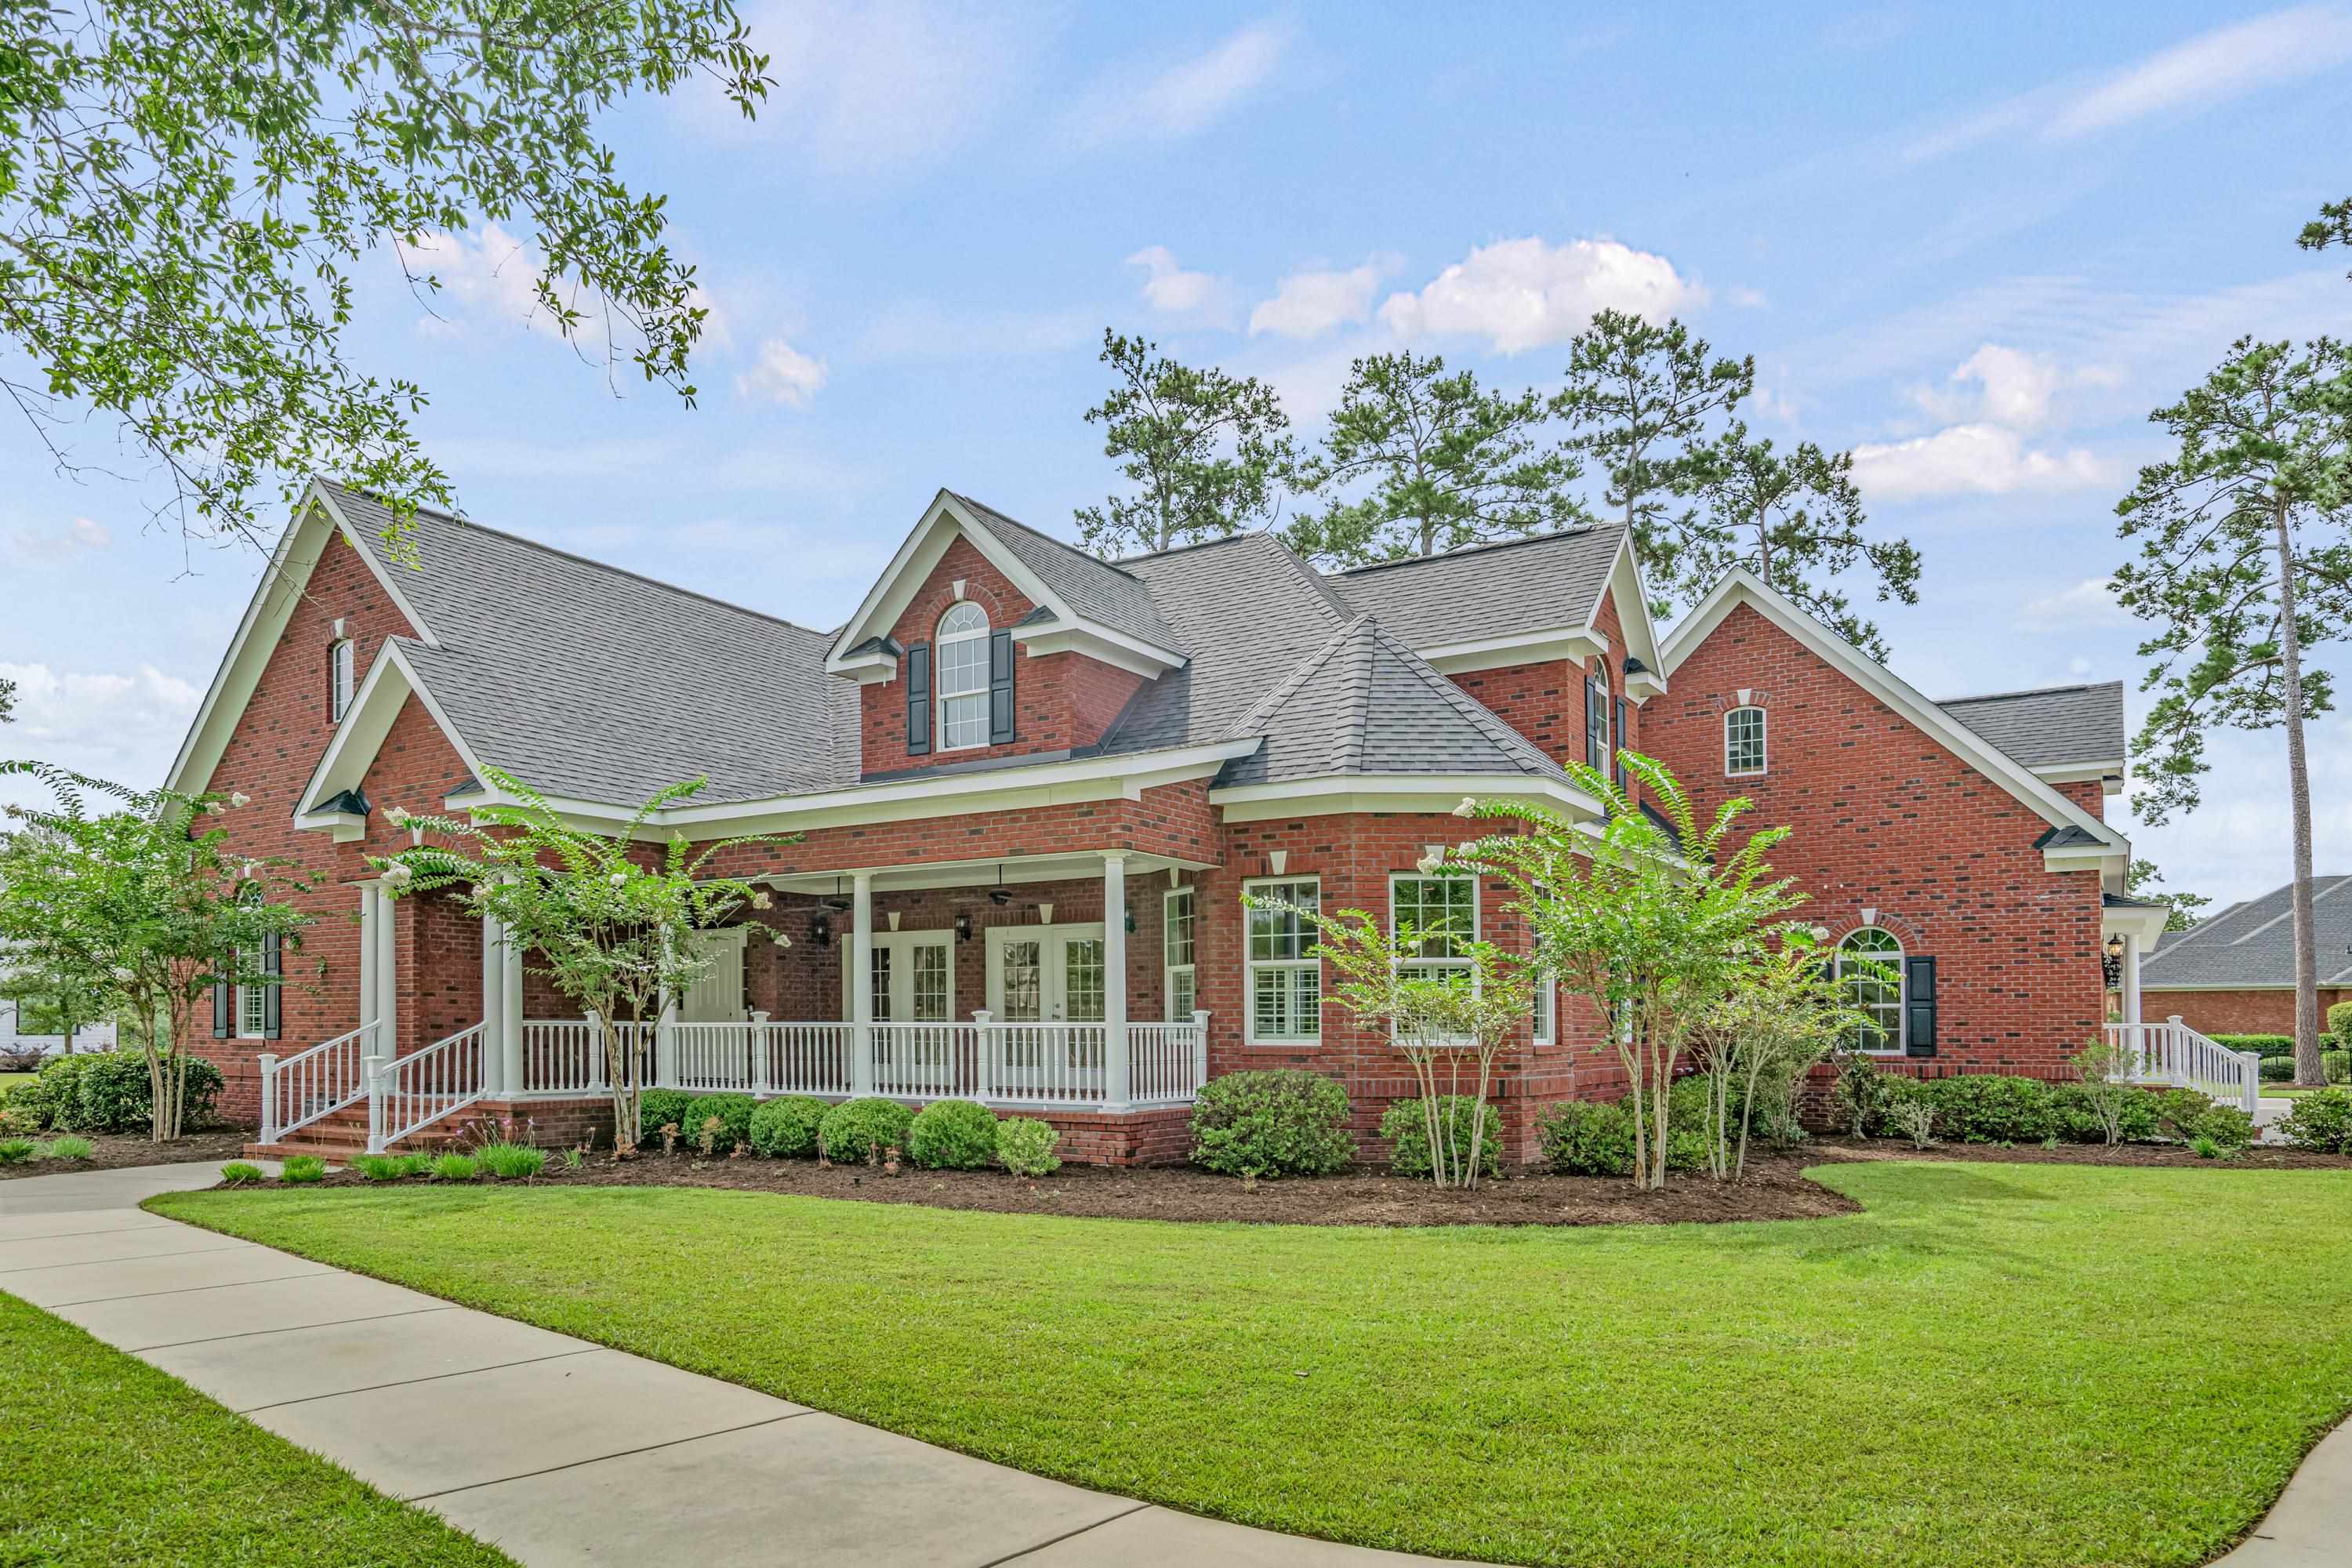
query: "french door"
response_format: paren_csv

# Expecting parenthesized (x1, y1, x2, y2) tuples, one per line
(841, 933, 955, 1092)
(985, 924, 1108, 1093)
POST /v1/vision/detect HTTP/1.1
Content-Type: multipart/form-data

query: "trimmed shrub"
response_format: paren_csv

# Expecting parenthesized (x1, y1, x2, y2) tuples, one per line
(637, 1088, 695, 1149)
(12, 1054, 93, 1130)
(41, 1135, 94, 1161)
(219, 1161, 265, 1186)
(688, 1093, 757, 1156)
(995, 1116, 1062, 1177)
(478, 1142, 547, 1178)
(907, 1100, 999, 1170)
(1382, 1097, 1503, 1180)
(818, 1098, 915, 1166)
(2049, 1082, 2161, 1143)
(1189, 1070, 1355, 1179)
(2327, 1000, 2352, 1040)
(2327, 1050, 2350, 1085)
(2155, 1088, 2254, 1151)
(279, 1154, 326, 1184)
(750, 1096, 829, 1158)
(57, 1051, 223, 1134)
(430, 1153, 481, 1181)
(1536, 1089, 1710, 1177)
(0, 1138, 33, 1165)
(1918, 1075, 2057, 1144)
(351, 1153, 410, 1181)
(2278, 1087, 2352, 1154)
(2215, 1034, 2298, 1056)
(2259, 1054, 2297, 1083)
(0, 1103, 38, 1138)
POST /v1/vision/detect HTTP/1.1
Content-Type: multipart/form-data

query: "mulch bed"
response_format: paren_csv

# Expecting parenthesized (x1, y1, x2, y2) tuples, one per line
(290, 1149, 1862, 1227)
(0, 1127, 256, 1181)
(1808, 1138, 2352, 1171)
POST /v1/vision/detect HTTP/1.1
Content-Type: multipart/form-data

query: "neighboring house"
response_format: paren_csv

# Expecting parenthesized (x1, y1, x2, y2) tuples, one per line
(2139, 878, 2352, 1035)
(169, 481, 2155, 1163)
(0, 1000, 116, 1058)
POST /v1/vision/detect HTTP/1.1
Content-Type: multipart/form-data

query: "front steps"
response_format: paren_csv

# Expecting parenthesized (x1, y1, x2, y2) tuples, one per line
(243, 1101, 470, 1163)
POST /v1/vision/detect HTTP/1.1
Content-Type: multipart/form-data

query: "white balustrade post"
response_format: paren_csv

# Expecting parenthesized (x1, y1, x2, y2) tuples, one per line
(2168, 1014, 2188, 1086)
(480, 914, 506, 1098)
(585, 1012, 607, 1094)
(750, 1011, 771, 1095)
(972, 1009, 993, 1100)
(1191, 1009, 1211, 1097)
(2120, 932, 2142, 1030)
(363, 1054, 387, 1153)
(1102, 852, 1131, 1112)
(500, 935, 524, 1094)
(373, 884, 399, 1056)
(256, 1053, 279, 1144)
(851, 873, 876, 1096)
(356, 882, 378, 1034)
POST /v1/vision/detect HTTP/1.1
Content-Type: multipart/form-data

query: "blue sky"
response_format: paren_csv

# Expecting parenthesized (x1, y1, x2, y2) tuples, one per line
(4, 1, 2349, 909)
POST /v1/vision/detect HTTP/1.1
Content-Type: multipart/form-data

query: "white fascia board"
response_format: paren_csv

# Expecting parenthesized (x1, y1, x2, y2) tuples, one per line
(2034, 760, 2127, 797)
(1016, 624, 1184, 678)
(2044, 845, 2130, 884)
(456, 739, 1263, 840)
(1602, 531, 1668, 677)
(834, 648, 898, 686)
(1420, 628, 1607, 675)
(293, 811, 368, 844)
(1664, 567, 2127, 855)
(1210, 772, 1604, 825)
(1625, 670, 1668, 704)
(2100, 902, 2172, 946)
(293, 642, 497, 826)
(822, 491, 1182, 679)
(309, 481, 443, 652)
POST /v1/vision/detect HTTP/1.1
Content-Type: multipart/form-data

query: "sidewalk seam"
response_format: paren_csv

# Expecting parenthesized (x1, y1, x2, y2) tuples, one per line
(42, 1265, 336, 1307)
(123, 1304, 459, 1352)
(982, 1502, 1155, 1566)
(0, 1240, 263, 1276)
(402, 1410, 814, 1502)
(237, 1346, 604, 1414)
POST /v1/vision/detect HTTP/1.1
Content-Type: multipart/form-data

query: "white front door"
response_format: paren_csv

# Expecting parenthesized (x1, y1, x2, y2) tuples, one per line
(986, 924, 1108, 1090)
(681, 929, 747, 1022)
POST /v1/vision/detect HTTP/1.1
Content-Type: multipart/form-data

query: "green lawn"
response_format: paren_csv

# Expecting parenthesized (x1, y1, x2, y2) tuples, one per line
(0, 1290, 511, 1566)
(151, 1164, 2352, 1568)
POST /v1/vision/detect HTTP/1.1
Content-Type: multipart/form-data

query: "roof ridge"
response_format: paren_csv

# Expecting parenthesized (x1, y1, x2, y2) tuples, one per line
(1939, 679, 2123, 706)
(1333, 523, 1614, 577)
(1226, 614, 1371, 741)
(948, 490, 1147, 585)
(321, 478, 835, 642)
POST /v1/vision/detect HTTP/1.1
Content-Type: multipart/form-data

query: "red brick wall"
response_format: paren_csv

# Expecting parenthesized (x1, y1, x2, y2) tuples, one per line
(1642, 601, 2107, 1072)
(859, 535, 1147, 775)
(1443, 580, 1639, 800)
(2144, 989, 2348, 1036)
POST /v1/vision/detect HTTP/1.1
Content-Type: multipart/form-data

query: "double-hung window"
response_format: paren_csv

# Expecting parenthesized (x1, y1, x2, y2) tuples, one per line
(935, 602, 990, 751)
(1725, 706, 1767, 776)
(329, 639, 356, 722)
(236, 970, 268, 1040)
(1245, 877, 1319, 1043)
(1585, 670, 1610, 772)
(1163, 887, 1196, 1021)
(1530, 971, 1555, 1047)
(1391, 874, 1475, 987)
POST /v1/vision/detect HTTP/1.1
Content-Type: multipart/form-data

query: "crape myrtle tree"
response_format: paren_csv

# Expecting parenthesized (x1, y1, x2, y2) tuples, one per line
(1686, 932, 1878, 1181)
(1457, 753, 1807, 1190)
(1283, 350, 1588, 567)
(371, 769, 789, 1152)
(2111, 335, 2352, 1087)
(1076, 331, 1298, 557)
(1254, 891, 1530, 1189)
(0, 2, 769, 557)
(0, 760, 310, 1139)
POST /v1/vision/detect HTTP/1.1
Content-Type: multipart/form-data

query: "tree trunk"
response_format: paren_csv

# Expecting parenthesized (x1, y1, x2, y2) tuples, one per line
(2274, 501, 2325, 1088)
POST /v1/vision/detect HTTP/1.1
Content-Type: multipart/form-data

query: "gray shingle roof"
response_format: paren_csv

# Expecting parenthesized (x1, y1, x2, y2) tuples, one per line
(1330, 526, 1623, 645)
(328, 483, 859, 806)
(2143, 876, 2352, 988)
(1938, 681, 2125, 771)
(948, 492, 1183, 653)
(1218, 615, 1567, 786)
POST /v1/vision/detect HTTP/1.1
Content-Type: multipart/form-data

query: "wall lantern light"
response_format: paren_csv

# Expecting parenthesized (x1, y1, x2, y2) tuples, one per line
(810, 914, 832, 947)
(955, 912, 973, 943)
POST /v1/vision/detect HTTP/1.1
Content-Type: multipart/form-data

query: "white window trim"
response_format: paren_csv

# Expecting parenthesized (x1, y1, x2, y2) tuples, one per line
(1585, 668, 1610, 773)
(1837, 927, 1906, 1055)
(330, 638, 356, 722)
(1531, 971, 1555, 1047)
(1243, 874, 1321, 1046)
(1163, 887, 1196, 1022)
(837, 928, 956, 1024)
(1388, 872, 1480, 1045)
(1725, 705, 1767, 778)
(935, 601, 991, 753)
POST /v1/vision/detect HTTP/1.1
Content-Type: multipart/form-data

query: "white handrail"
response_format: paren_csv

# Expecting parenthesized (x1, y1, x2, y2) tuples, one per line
(2102, 1017, 2260, 1113)
(259, 1022, 376, 1144)
(368, 1023, 486, 1152)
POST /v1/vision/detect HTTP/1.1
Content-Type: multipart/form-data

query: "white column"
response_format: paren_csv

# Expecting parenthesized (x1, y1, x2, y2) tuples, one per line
(851, 873, 875, 1095)
(480, 914, 506, 1096)
(356, 883, 379, 1039)
(1103, 852, 1130, 1112)
(501, 935, 524, 1094)
(655, 929, 680, 1090)
(2120, 932, 2143, 1029)
(373, 884, 398, 1054)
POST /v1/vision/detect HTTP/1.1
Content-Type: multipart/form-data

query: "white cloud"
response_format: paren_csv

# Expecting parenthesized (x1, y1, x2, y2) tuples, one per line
(1911, 343, 2073, 430)
(1248, 256, 1399, 339)
(5, 517, 112, 563)
(1376, 237, 1702, 354)
(2020, 576, 2130, 631)
(0, 662, 200, 785)
(1850, 423, 2114, 502)
(1904, 5, 2352, 161)
(715, 0, 1033, 175)
(735, 339, 829, 408)
(1124, 246, 1236, 325)
(1727, 285, 1769, 309)
(1064, 18, 1294, 144)
(399, 223, 549, 333)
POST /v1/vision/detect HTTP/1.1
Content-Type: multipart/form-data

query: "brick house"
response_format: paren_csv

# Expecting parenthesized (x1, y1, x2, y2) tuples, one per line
(2135, 877, 2352, 1036)
(168, 481, 2175, 1163)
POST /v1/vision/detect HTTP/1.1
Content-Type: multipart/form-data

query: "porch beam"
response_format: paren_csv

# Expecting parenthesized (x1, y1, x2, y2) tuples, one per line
(480, 913, 506, 1095)
(1104, 851, 1130, 1112)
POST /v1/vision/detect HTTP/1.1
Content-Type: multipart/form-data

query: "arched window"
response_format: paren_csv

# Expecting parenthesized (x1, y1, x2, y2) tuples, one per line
(329, 637, 356, 721)
(1838, 927, 1904, 1054)
(935, 601, 990, 750)
(1724, 706, 1766, 776)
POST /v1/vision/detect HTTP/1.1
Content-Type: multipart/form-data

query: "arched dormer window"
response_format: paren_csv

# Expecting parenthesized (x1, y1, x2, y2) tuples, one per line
(935, 601, 990, 751)
(1724, 706, 1766, 777)
(1837, 927, 1903, 1054)
(329, 637, 356, 722)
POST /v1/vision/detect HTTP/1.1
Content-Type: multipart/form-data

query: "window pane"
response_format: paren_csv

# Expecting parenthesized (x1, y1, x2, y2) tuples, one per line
(1063, 938, 1105, 1023)
(1392, 877, 1474, 957)
(938, 601, 987, 639)
(1169, 967, 1196, 1020)
(913, 945, 949, 1022)
(1253, 964, 1319, 1039)
(1164, 890, 1194, 967)
(1532, 975, 1554, 1044)
(239, 984, 267, 1037)
(1248, 880, 1317, 960)
(938, 631, 989, 696)
(1726, 707, 1766, 775)
(1838, 929, 1902, 1051)
(869, 946, 891, 1022)
(1000, 940, 1041, 1022)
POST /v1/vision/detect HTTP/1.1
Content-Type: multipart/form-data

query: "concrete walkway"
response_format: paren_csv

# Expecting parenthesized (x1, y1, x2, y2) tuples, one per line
(2212, 1418, 2352, 1566)
(0, 1163, 1461, 1567)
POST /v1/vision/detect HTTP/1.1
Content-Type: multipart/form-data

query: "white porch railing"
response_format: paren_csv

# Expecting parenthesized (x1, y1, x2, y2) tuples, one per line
(2103, 1016, 2260, 1113)
(368, 1022, 487, 1152)
(258, 1022, 377, 1145)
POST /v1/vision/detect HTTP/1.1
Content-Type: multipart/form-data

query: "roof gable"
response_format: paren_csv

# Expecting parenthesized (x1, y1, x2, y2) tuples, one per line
(1659, 566, 2127, 869)
(1939, 681, 2127, 777)
(2143, 874, 2352, 988)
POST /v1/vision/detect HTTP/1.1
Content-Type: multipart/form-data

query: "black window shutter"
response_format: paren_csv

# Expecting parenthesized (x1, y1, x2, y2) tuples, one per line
(1613, 696, 1629, 789)
(212, 967, 231, 1039)
(1904, 956, 1937, 1056)
(263, 931, 283, 1040)
(904, 641, 931, 757)
(989, 629, 1015, 745)
(1583, 675, 1599, 770)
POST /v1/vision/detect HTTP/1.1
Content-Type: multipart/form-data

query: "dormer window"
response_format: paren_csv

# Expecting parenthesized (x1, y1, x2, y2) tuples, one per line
(329, 638, 356, 722)
(935, 602, 990, 751)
